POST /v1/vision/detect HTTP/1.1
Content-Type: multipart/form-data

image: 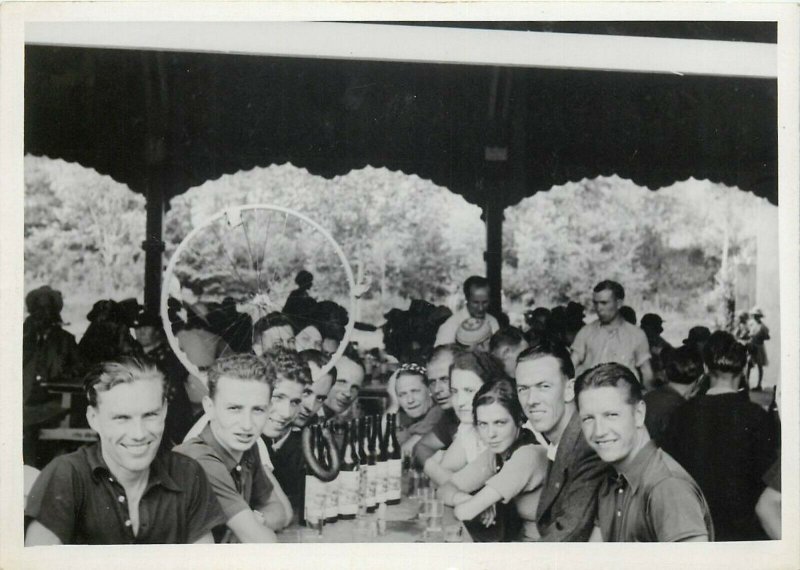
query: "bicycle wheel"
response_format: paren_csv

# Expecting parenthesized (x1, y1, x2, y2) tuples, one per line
(161, 204, 357, 384)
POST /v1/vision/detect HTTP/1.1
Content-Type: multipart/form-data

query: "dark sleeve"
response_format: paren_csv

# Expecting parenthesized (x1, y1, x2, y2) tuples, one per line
(24, 457, 80, 544)
(752, 407, 779, 489)
(763, 457, 781, 492)
(431, 413, 456, 448)
(538, 448, 608, 542)
(182, 457, 228, 543)
(250, 461, 274, 511)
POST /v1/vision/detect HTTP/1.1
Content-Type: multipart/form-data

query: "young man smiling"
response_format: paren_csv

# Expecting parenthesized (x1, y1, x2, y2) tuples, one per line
(25, 358, 224, 545)
(174, 354, 285, 543)
(576, 363, 713, 542)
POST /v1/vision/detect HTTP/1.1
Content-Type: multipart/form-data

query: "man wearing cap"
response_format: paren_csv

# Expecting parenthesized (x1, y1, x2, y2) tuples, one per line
(571, 280, 653, 389)
(25, 358, 224, 544)
(640, 313, 673, 387)
(455, 317, 494, 352)
(435, 276, 500, 347)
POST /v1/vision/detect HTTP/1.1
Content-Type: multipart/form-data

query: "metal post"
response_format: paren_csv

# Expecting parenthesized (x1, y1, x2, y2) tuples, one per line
(142, 182, 165, 315)
(483, 201, 504, 316)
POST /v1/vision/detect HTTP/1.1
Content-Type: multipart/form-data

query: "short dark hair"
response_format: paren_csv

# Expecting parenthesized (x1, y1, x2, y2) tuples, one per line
(489, 326, 526, 353)
(574, 362, 643, 410)
(516, 337, 575, 380)
(593, 280, 625, 300)
(463, 275, 490, 299)
(472, 378, 526, 426)
(264, 345, 312, 386)
(84, 357, 166, 407)
(299, 349, 337, 382)
(663, 345, 703, 385)
(703, 330, 747, 375)
(428, 343, 459, 365)
(450, 350, 506, 385)
(207, 353, 276, 400)
(253, 312, 293, 337)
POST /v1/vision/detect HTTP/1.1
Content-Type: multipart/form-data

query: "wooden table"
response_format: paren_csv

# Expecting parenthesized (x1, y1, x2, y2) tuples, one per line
(278, 499, 468, 543)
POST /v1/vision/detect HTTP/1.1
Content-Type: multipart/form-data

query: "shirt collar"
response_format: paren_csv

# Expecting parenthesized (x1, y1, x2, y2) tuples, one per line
(199, 423, 256, 474)
(522, 421, 557, 460)
(87, 442, 182, 493)
(614, 440, 658, 494)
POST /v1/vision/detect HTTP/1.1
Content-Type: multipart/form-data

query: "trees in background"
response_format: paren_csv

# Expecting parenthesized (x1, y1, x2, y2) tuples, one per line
(25, 156, 773, 332)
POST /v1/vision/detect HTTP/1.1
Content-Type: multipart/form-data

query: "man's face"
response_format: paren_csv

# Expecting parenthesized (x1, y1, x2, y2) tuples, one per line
(253, 325, 295, 356)
(262, 378, 305, 438)
(321, 337, 340, 358)
(450, 369, 484, 424)
(593, 289, 621, 324)
(492, 340, 530, 378)
(466, 286, 490, 320)
(396, 373, 432, 419)
(578, 385, 645, 468)
(204, 375, 271, 458)
(426, 354, 454, 409)
(86, 379, 166, 478)
(515, 356, 572, 440)
(295, 365, 334, 427)
(324, 356, 364, 415)
(134, 325, 160, 348)
(295, 326, 322, 352)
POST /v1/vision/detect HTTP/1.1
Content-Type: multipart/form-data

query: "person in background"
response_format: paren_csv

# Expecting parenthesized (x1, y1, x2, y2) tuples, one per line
(515, 339, 608, 542)
(571, 280, 653, 389)
(576, 363, 713, 543)
(663, 331, 777, 541)
(524, 307, 551, 345)
(174, 354, 284, 543)
(25, 358, 224, 544)
(252, 312, 295, 356)
(619, 306, 637, 325)
(747, 307, 770, 391)
(563, 302, 586, 347)
(441, 379, 548, 542)
(282, 270, 317, 332)
(133, 310, 194, 449)
(640, 313, 673, 387)
(455, 317, 494, 352)
(385, 363, 442, 459)
(643, 345, 702, 447)
(78, 299, 139, 365)
(680, 326, 713, 397)
(23, 285, 84, 467)
(756, 456, 781, 539)
(412, 345, 461, 468)
(294, 324, 323, 352)
(435, 276, 500, 346)
(424, 351, 505, 486)
(175, 307, 231, 410)
(207, 297, 253, 354)
(490, 327, 530, 379)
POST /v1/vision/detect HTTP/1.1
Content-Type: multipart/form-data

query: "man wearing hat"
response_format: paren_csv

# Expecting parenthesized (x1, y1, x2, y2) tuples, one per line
(455, 317, 494, 352)
(435, 276, 500, 347)
(640, 313, 673, 387)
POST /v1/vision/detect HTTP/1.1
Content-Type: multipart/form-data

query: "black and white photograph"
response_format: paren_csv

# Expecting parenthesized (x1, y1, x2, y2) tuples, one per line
(1, 3, 798, 569)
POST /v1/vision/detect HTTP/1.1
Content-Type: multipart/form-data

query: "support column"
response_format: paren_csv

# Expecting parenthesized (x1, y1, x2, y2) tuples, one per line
(483, 200, 504, 316)
(142, 182, 165, 315)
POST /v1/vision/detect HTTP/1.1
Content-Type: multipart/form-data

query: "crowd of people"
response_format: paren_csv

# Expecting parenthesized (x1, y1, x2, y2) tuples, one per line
(22, 274, 780, 544)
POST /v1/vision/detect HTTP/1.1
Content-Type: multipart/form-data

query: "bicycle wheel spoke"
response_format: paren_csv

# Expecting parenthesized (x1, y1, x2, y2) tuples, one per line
(239, 211, 262, 297)
(210, 222, 254, 297)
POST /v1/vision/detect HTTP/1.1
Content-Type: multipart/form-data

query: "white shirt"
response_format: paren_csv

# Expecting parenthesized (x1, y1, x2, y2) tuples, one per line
(435, 307, 500, 346)
(523, 420, 557, 461)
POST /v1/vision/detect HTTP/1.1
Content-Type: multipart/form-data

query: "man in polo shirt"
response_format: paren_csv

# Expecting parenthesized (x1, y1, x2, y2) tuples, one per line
(174, 354, 284, 543)
(435, 276, 500, 346)
(412, 344, 461, 468)
(576, 362, 713, 542)
(571, 280, 654, 389)
(514, 339, 608, 541)
(25, 358, 224, 545)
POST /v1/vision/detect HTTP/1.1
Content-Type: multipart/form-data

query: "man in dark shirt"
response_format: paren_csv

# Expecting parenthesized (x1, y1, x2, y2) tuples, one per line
(663, 331, 777, 541)
(25, 358, 224, 544)
(643, 345, 703, 446)
(576, 363, 712, 542)
(515, 339, 608, 541)
(175, 354, 284, 543)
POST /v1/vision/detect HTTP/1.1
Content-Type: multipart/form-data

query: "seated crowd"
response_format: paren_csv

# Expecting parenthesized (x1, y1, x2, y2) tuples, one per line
(23, 275, 780, 544)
